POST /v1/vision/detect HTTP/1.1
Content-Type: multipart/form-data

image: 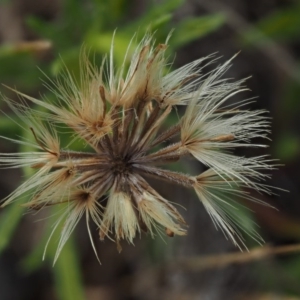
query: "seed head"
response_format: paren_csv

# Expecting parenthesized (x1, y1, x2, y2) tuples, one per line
(0, 33, 274, 262)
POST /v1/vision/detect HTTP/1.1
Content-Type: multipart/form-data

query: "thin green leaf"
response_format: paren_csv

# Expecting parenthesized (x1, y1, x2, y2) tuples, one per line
(50, 48, 81, 76)
(0, 123, 37, 254)
(123, 0, 184, 33)
(242, 5, 300, 45)
(51, 236, 85, 300)
(0, 201, 25, 253)
(44, 206, 85, 300)
(0, 115, 21, 136)
(85, 32, 138, 67)
(171, 14, 226, 48)
(0, 53, 42, 89)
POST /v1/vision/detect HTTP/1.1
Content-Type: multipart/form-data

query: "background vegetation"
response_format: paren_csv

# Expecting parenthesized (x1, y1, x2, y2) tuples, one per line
(0, 0, 300, 299)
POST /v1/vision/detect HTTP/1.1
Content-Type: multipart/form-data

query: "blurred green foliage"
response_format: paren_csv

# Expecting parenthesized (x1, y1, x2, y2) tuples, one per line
(240, 2, 300, 164)
(1, 0, 300, 298)
(242, 4, 300, 45)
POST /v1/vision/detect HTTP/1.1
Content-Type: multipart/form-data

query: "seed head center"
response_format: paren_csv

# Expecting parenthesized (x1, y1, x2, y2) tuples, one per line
(111, 155, 132, 175)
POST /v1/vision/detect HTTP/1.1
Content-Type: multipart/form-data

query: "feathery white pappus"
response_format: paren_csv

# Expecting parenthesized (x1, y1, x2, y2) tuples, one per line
(0, 33, 275, 263)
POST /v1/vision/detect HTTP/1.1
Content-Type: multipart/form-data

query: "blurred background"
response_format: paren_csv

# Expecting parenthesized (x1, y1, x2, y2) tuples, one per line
(0, 0, 300, 299)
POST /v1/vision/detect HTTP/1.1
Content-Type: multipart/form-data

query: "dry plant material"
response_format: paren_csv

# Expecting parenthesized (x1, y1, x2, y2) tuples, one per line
(173, 243, 300, 272)
(0, 33, 274, 262)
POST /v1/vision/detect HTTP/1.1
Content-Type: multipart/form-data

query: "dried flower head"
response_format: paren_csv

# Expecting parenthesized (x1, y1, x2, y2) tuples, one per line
(0, 33, 273, 262)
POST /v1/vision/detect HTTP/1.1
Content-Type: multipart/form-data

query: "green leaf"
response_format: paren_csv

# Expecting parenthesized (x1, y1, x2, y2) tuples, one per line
(85, 32, 139, 67)
(0, 201, 25, 253)
(21, 219, 55, 273)
(51, 236, 85, 300)
(275, 133, 300, 162)
(22, 204, 85, 298)
(26, 17, 58, 44)
(123, 0, 184, 33)
(0, 51, 42, 89)
(50, 48, 81, 77)
(109, 0, 130, 21)
(0, 115, 21, 137)
(171, 14, 226, 48)
(92, 0, 130, 25)
(44, 205, 85, 300)
(21, 234, 47, 273)
(242, 5, 300, 45)
(145, 13, 172, 32)
(0, 122, 38, 254)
